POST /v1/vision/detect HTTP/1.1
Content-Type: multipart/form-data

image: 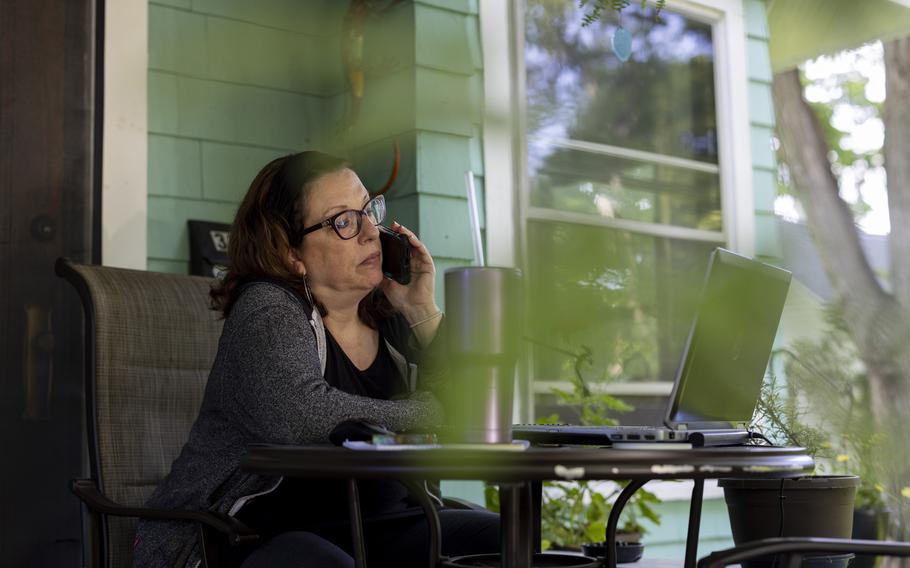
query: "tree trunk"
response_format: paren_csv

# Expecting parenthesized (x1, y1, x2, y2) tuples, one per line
(884, 37, 910, 311)
(881, 38, 910, 563)
(771, 70, 906, 374)
(772, 51, 910, 556)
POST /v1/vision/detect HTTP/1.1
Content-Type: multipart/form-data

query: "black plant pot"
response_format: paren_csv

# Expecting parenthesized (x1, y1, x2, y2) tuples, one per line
(719, 476, 860, 568)
(851, 507, 890, 568)
(580, 541, 644, 563)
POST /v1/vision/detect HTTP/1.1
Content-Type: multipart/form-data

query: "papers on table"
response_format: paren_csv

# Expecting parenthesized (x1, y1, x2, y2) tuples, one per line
(342, 440, 531, 451)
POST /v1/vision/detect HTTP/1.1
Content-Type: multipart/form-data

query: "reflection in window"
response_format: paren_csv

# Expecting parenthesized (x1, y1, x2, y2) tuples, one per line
(526, 0, 717, 164)
(523, 1, 725, 387)
(527, 221, 714, 384)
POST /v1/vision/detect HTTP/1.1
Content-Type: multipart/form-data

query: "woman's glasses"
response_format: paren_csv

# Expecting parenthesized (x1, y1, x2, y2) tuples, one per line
(300, 194, 386, 240)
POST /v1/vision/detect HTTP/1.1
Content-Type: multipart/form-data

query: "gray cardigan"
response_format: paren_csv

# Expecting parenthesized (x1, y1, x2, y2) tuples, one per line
(132, 282, 445, 568)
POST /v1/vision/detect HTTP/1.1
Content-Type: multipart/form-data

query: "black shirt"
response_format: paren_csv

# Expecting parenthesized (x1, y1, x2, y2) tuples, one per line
(237, 317, 421, 533)
(323, 325, 409, 400)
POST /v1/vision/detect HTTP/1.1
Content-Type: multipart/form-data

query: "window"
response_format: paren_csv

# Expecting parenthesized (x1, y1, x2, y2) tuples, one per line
(520, 1, 729, 393)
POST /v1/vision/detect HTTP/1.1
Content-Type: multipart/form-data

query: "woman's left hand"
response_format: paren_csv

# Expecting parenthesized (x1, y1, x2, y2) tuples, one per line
(380, 222, 440, 323)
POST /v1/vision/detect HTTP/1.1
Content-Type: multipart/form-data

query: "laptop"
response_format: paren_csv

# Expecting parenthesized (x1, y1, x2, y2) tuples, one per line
(512, 248, 792, 447)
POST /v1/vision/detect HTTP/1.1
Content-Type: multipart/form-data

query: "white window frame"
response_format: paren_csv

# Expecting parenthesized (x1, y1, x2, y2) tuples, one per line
(103, 0, 149, 269)
(481, 0, 754, 420)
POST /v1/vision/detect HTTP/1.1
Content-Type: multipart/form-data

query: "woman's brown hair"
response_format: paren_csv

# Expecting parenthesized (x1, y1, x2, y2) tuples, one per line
(210, 150, 392, 325)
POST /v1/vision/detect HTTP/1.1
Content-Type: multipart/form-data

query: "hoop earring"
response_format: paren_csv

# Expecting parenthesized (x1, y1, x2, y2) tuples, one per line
(302, 275, 315, 307)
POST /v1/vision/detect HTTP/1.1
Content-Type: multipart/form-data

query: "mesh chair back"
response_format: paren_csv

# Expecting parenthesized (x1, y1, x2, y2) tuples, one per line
(62, 261, 222, 568)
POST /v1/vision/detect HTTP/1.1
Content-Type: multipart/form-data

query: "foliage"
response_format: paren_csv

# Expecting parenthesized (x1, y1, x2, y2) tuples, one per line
(538, 345, 634, 426)
(535, 479, 662, 550)
(791, 45, 885, 221)
(488, 342, 662, 550)
(578, 0, 666, 26)
(754, 304, 886, 510)
(753, 374, 830, 461)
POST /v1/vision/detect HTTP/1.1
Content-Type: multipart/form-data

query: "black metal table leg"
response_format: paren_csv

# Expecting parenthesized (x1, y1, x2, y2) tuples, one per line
(684, 478, 705, 568)
(786, 552, 804, 568)
(531, 480, 543, 554)
(347, 479, 367, 568)
(521, 481, 534, 558)
(605, 479, 650, 568)
(500, 481, 534, 568)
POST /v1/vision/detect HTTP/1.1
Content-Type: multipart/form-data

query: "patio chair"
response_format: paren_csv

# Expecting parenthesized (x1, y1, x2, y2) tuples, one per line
(57, 259, 257, 568)
(697, 537, 910, 568)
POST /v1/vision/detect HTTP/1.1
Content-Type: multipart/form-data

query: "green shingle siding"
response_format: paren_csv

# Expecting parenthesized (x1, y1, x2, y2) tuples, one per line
(150, 0, 191, 13)
(415, 0, 478, 16)
(749, 125, 777, 170)
(147, 195, 237, 262)
(415, 68, 481, 137)
(205, 18, 339, 96)
(201, 142, 289, 203)
(746, 36, 774, 82)
(748, 79, 775, 127)
(149, 135, 203, 199)
(149, 5, 207, 76)
(743, 0, 769, 40)
(188, 0, 346, 37)
(415, 4, 479, 75)
(416, 132, 476, 198)
(148, 71, 179, 135)
(752, 167, 778, 213)
(148, 1, 349, 271)
(745, 0, 781, 259)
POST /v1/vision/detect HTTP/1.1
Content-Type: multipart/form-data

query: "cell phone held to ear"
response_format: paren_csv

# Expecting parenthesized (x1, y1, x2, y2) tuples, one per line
(378, 225, 411, 285)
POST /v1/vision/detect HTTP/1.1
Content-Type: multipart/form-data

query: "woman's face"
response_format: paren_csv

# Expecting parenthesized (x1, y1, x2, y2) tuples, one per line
(295, 168, 383, 299)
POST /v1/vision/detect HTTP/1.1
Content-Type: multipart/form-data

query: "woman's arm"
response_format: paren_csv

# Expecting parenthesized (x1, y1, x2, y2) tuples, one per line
(223, 300, 443, 444)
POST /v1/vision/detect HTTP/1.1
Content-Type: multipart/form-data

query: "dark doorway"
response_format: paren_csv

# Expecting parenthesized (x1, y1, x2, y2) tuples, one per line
(0, 0, 99, 564)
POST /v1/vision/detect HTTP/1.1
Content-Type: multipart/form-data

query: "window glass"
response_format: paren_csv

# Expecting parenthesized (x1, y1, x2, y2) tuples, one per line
(523, 1, 724, 386)
(526, 1, 718, 162)
(529, 144, 722, 230)
(527, 220, 714, 383)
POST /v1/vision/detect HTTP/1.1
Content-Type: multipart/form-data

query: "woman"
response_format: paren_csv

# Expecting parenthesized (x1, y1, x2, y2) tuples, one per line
(132, 151, 499, 567)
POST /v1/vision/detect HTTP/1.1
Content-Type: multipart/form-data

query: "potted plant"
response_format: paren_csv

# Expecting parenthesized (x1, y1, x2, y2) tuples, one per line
(484, 342, 662, 561)
(535, 345, 660, 560)
(718, 303, 894, 568)
(768, 308, 892, 567)
(718, 373, 859, 568)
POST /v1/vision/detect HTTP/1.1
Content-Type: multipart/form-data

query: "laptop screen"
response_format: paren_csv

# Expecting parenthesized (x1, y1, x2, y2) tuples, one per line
(665, 249, 791, 429)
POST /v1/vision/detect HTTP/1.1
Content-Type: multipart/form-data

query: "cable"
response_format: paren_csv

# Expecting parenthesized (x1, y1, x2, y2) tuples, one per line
(778, 478, 786, 538)
(747, 430, 775, 446)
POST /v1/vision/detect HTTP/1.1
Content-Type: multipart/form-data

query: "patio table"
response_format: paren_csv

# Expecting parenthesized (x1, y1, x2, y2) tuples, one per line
(240, 444, 813, 568)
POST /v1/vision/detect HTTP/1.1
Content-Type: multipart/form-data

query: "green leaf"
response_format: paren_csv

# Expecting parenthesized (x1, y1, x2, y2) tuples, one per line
(585, 520, 607, 543)
(484, 483, 500, 513)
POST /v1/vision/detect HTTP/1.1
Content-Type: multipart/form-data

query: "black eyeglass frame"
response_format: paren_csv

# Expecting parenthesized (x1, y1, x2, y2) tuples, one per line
(300, 194, 386, 240)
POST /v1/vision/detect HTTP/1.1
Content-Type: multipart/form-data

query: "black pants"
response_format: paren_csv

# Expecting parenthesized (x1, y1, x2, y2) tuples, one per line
(238, 508, 500, 568)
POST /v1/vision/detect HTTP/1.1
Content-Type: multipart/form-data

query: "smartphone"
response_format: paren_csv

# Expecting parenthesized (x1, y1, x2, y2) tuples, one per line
(378, 225, 412, 285)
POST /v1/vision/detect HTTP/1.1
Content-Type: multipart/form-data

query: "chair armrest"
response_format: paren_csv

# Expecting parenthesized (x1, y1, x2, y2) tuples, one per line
(71, 478, 258, 546)
(697, 537, 910, 568)
(442, 496, 487, 511)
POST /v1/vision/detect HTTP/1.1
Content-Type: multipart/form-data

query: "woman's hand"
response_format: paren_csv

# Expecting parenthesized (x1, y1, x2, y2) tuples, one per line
(380, 222, 441, 345)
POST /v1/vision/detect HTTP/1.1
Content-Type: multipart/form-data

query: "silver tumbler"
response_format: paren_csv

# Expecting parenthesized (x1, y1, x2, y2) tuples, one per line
(443, 267, 523, 443)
